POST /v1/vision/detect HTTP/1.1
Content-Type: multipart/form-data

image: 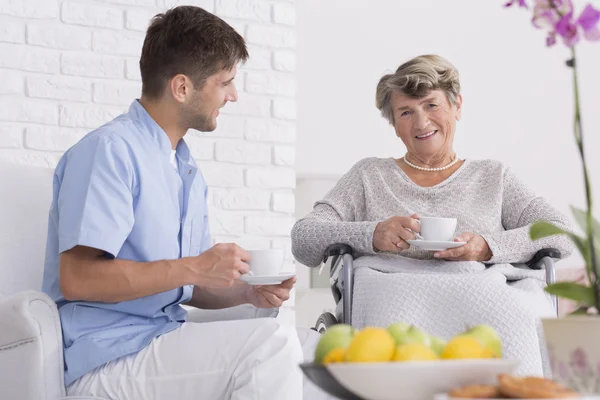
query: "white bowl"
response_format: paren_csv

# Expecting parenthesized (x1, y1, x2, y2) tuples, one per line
(326, 359, 519, 400)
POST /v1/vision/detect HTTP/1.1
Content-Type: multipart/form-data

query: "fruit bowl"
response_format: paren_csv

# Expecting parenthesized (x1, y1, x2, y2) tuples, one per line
(300, 359, 520, 400)
(299, 363, 362, 400)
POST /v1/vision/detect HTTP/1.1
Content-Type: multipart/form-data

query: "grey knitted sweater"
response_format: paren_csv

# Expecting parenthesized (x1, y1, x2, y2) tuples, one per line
(291, 158, 574, 267)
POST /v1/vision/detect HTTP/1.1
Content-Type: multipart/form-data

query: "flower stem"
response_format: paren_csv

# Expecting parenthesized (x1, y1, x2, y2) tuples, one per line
(570, 46, 600, 310)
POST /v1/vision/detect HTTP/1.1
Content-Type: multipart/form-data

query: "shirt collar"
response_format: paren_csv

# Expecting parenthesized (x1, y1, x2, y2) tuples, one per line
(128, 99, 192, 164)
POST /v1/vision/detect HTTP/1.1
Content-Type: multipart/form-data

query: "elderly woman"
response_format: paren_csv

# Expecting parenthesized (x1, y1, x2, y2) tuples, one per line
(291, 54, 573, 377)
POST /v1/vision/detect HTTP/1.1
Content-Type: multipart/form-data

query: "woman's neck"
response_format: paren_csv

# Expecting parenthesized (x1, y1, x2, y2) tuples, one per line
(404, 152, 456, 169)
(395, 156, 464, 188)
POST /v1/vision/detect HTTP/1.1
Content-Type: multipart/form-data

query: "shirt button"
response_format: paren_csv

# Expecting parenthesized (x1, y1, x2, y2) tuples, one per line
(188, 169, 192, 174)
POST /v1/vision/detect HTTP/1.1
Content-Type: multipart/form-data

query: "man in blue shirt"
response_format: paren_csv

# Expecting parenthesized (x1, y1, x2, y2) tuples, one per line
(42, 6, 303, 399)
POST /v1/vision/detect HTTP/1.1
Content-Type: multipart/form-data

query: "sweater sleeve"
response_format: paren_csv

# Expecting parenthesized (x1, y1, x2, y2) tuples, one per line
(481, 166, 574, 264)
(291, 159, 380, 267)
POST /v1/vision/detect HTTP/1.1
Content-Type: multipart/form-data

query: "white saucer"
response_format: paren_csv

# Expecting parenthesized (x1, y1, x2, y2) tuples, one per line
(407, 240, 466, 251)
(240, 272, 296, 285)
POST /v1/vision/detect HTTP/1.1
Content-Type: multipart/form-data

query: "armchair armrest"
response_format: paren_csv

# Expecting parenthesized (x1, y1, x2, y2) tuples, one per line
(0, 290, 66, 400)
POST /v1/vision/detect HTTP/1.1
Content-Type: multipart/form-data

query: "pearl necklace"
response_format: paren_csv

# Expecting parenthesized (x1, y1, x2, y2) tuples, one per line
(403, 155, 459, 172)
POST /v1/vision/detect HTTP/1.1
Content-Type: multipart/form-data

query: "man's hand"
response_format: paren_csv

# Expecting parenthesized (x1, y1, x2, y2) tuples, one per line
(185, 243, 250, 288)
(434, 232, 493, 262)
(373, 214, 420, 252)
(245, 277, 296, 308)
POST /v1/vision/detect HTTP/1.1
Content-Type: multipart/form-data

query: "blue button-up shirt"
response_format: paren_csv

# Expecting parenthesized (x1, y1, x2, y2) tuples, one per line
(42, 100, 211, 386)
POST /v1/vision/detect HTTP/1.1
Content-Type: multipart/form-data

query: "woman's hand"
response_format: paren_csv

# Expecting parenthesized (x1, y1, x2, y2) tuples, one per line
(373, 214, 420, 252)
(434, 232, 493, 262)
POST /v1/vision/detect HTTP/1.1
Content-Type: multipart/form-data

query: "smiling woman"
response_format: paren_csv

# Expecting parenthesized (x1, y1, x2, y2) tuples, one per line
(377, 55, 462, 174)
(291, 54, 576, 376)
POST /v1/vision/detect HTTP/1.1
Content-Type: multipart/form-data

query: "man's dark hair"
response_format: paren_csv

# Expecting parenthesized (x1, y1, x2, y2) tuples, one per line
(140, 6, 248, 98)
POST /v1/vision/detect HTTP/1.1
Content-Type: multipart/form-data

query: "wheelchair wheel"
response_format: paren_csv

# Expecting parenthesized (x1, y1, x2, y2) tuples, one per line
(315, 312, 338, 333)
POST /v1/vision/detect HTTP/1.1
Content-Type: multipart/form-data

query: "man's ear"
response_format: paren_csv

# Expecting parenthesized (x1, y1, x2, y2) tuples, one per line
(169, 74, 190, 104)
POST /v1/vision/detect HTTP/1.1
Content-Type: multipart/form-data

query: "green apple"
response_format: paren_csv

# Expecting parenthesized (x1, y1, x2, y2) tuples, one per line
(314, 324, 356, 364)
(387, 322, 411, 339)
(430, 336, 447, 356)
(463, 324, 503, 357)
(388, 325, 431, 348)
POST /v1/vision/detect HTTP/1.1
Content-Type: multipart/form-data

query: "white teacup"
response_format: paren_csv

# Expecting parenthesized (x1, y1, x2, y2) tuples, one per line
(247, 249, 284, 277)
(418, 217, 457, 242)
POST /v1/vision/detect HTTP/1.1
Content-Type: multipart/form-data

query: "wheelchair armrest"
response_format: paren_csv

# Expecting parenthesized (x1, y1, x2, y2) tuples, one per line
(323, 244, 355, 307)
(523, 248, 562, 314)
(527, 248, 562, 269)
(323, 244, 354, 263)
(323, 244, 354, 279)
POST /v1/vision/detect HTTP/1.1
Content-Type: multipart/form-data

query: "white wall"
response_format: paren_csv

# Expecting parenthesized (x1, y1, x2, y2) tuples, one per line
(0, 0, 298, 319)
(297, 0, 600, 268)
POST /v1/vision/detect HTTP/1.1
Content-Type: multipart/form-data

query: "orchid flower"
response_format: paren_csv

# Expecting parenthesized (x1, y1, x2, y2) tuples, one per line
(507, 0, 600, 46)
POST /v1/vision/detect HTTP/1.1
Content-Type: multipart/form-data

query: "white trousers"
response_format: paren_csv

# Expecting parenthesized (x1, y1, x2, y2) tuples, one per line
(67, 318, 304, 400)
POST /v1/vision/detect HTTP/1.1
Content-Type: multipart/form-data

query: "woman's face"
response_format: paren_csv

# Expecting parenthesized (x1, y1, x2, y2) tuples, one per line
(390, 89, 462, 160)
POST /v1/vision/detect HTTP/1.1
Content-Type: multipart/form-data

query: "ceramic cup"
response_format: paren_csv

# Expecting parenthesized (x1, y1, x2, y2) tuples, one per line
(247, 249, 284, 276)
(419, 217, 457, 242)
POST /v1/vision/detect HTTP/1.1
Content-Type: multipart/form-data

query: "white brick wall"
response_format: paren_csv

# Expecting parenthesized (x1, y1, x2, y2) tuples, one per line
(0, 0, 298, 315)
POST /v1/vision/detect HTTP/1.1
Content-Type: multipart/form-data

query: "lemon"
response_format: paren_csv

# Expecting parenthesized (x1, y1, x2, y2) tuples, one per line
(441, 335, 487, 359)
(345, 327, 396, 363)
(393, 343, 439, 362)
(481, 347, 498, 359)
(323, 348, 346, 364)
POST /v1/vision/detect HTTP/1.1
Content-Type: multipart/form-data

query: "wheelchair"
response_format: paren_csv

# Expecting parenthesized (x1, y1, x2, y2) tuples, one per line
(313, 244, 562, 333)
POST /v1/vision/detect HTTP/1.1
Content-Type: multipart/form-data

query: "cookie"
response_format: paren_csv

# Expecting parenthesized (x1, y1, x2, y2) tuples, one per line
(448, 384, 502, 398)
(498, 373, 581, 399)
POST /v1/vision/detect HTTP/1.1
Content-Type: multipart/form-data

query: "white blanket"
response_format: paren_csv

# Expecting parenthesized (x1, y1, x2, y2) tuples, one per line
(348, 255, 556, 376)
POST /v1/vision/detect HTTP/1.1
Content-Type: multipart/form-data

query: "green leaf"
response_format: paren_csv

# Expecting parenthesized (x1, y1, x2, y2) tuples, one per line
(571, 234, 591, 265)
(545, 282, 596, 306)
(530, 221, 591, 265)
(570, 206, 600, 235)
(570, 307, 590, 316)
(530, 221, 566, 240)
(570, 207, 600, 278)
(530, 218, 600, 288)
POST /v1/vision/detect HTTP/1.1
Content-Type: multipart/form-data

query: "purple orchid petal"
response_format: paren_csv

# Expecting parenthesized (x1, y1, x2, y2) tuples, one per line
(505, 0, 528, 8)
(571, 348, 589, 374)
(558, 360, 570, 380)
(546, 31, 558, 46)
(577, 4, 600, 40)
(533, 0, 574, 16)
(583, 25, 600, 40)
(548, 346, 557, 372)
(533, 8, 560, 29)
(556, 12, 580, 46)
(532, 1, 564, 29)
(557, 0, 574, 14)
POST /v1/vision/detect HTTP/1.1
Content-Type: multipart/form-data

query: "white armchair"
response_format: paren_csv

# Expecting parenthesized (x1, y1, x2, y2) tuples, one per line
(0, 163, 277, 400)
(0, 163, 79, 400)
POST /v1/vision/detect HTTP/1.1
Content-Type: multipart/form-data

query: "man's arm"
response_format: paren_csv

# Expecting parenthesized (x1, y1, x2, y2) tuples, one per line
(184, 284, 249, 310)
(60, 243, 250, 303)
(185, 277, 296, 310)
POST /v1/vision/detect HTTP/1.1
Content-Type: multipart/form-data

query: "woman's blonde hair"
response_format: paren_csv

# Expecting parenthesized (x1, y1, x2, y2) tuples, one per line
(376, 55, 461, 125)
